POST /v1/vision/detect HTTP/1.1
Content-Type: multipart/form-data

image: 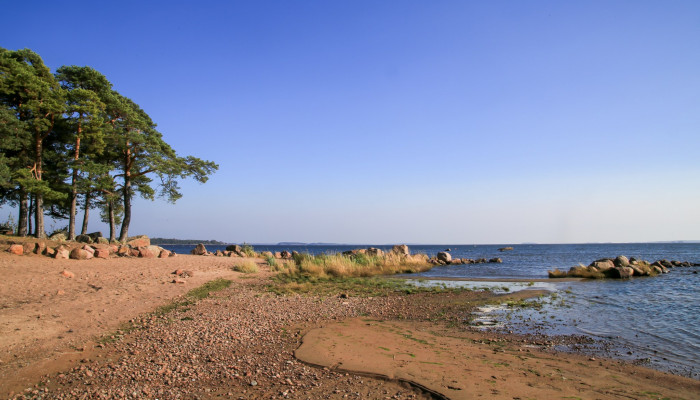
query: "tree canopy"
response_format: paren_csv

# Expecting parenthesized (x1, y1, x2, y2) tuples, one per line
(0, 47, 218, 240)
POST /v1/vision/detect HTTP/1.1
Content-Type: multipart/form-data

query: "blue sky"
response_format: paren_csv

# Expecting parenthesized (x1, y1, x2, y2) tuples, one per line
(2, 1, 699, 243)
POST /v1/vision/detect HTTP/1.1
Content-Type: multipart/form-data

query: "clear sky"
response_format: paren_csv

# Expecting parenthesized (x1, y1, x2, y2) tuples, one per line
(2, 1, 699, 244)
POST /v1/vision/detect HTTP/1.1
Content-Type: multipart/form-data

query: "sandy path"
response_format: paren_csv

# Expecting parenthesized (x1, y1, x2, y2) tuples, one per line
(297, 318, 700, 399)
(0, 251, 261, 396)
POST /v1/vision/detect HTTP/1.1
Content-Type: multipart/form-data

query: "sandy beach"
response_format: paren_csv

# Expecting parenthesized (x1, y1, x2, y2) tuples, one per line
(1, 242, 698, 399)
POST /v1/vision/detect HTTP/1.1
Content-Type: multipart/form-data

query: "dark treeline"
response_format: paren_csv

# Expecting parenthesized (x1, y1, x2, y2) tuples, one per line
(0, 48, 218, 241)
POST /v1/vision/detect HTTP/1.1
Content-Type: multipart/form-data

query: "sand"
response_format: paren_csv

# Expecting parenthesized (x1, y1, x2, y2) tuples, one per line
(1, 240, 698, 399)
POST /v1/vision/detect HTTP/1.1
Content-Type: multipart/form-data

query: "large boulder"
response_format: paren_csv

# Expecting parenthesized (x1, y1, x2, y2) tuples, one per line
(280, 250, 292, 259)
(94, 248, 110, 259)
(159, 249, 171, 258)
(75, 234, 93, 244)
(144, 245, 163, 257)
(7, 244, 24, 255)
(607, 266, 634, 279)
(191, 243, 208, 255)
(49, 232, 67, 242)
(391, 245, 410, 257)
(226, 244, 242, 253)
(489, 258, 503, 263)
(54, 246, 70, 259)
(126, 235, 150, 248)
(366, 248, 383, 257)
(138, 246, 155, 258)
(590, 259, 615, 272)
(87, 232, 103, 242)
(69, 247, 91, 260)
(437, 252, 452, 263)
(498, 247, 514, 252)
(614, 255, 630, 268)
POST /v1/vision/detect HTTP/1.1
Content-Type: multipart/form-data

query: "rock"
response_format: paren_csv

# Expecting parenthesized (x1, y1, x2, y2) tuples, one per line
(34, 242, 46, 254)
(191, 243, 207, 255)
(43, 246, 55, 257)
(22, 242, 34, 254)
(159, 249, 171, 258)
(138, 247, 155, 258)
(86, 232, 103, 242)
(489, 258, 503, 263)
(49, 232, 67, 242)
(117, 245, 129, 256)
(94, 248, 110, 259)
(614, 255, 630, 268)
(82, 244, 95, 255)
(498, 247, 514, 252)
(391, 245, 410, 257)
(54, 246, 69, 259)
(60, 270, 75, 279)
(227, 251, 238, 257)
(450, 258, 463, 265)
(591, 259, 615, 272)
(215, 250, 224, 256)
(226, 244, 242, 253)
(96, 237, 109, 245)
(143, 245, 162, 257)
(7, 244, 24, 255)
(129, 248, 140, 257)
(261, 251, 274, 258)
(126, 235, 150, 248)
(475, 258, 487, 263)
(366, 248, 383, 257)
(172, 278, 186, 284)
(608, 266, 634, 279)
(281, 250, 292, 259)
(75, 234, 93, 244)
(274, 252, 282, 258)
(462, 258, 473, 264)
(437, 252, 452, 263)
(69, 248, 90, 260)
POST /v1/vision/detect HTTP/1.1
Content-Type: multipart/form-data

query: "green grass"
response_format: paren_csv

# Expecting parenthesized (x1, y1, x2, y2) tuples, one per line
(241, 243, 256, 257)
(98, 278, 232, 343)
(267, 274, 471, 297)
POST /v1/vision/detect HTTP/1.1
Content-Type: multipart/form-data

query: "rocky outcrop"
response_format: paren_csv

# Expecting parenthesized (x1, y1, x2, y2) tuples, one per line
(191, 243, 208, 256)
(126, 235, 150, 248)
(391, 245, 410, 257)
(7, 244, 24, 255)
(437, 252, 452, 263)
(498, 247, 514, 252)
(549, 255, 695, 279)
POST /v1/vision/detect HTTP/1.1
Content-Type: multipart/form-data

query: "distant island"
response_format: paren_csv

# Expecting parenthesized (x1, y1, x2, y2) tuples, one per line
(150, 238, 227, 245)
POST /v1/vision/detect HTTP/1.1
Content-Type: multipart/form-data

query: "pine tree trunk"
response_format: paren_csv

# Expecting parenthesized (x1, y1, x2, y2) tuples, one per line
(118, 180, 131, 243)
(28, 195, 34, 237)
(81, 192, 91, 235)
(68, 135, 80, 240)
(108, 200, 116, 242)
(34, 133, 45, 238)
(18, 189, 28, 237)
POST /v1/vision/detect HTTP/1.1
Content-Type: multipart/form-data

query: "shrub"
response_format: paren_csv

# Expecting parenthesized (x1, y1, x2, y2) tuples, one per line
(241, 243, 256, 257)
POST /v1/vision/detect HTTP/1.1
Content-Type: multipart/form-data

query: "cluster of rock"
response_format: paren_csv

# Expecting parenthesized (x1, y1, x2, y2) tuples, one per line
(5, 235, 174, 260)
(189, 243, 295, 259)
(430, 251, 502, 265)
(549, 255, 698, 279)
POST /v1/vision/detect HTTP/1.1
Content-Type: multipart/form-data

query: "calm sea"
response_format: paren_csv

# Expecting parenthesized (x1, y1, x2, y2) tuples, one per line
(161, 242, 699, 378)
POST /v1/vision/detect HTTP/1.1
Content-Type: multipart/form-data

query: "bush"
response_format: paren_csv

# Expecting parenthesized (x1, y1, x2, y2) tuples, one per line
(241, 243, 256, 257)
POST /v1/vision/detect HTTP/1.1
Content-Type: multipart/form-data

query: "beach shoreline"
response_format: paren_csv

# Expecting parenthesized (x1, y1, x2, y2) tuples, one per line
(1, 248, 698, 399)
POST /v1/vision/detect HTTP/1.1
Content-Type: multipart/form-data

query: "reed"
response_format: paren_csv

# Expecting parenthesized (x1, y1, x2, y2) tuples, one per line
(284, 252, 432, 278)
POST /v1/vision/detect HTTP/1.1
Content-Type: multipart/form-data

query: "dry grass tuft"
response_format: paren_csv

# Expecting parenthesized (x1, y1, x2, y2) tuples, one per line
(233, 260, 259, 274)
(283, 252, 433, 279)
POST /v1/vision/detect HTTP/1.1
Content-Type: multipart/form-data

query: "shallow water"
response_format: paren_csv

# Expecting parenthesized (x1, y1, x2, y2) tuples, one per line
(162, 242, 700, 378)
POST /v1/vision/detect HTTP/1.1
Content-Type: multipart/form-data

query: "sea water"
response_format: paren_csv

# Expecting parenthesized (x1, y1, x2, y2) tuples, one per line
(161, 242, 699, 378)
